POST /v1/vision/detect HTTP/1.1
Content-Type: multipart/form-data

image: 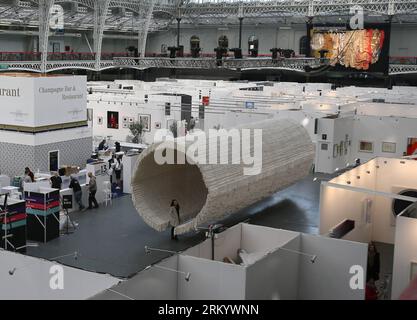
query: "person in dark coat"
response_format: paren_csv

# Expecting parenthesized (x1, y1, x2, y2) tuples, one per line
(98, 139, 107, 151)
(169, 199, 180, 240)
(69, 175, 84, 211)
(50, 172, 62, 190)
(367, 242, 380, 282)
(87, 172, 99, 210)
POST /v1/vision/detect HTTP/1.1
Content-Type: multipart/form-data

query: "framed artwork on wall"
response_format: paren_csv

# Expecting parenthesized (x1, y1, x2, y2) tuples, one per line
(359, 141, 374, 153)
(407, 138, 417, 155)
(97, 116, 103, 125)
(382, 142, 396, 153)
(139, 114, 151, 132)
(107, 111, 119, 129)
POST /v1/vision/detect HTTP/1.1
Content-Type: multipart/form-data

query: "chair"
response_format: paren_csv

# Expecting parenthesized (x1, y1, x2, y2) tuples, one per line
(103, 181, 112, 207)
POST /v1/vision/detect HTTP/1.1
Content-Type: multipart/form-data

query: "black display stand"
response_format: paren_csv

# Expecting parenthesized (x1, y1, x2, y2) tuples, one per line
(0, 194, 27, 253)
(25, 189, 60, 243)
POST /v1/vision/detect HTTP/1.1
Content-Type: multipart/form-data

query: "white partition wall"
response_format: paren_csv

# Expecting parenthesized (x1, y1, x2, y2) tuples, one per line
(241, 224, 300, 253)
(245, 236, 301, 300)
(0, 250, 119, 300)
(319, 184, 374, 243)
(297, 234, 368, 300)
(372, 158, 417, 244)
(91, 223, 369, 300)
(91, 255, 179, 300)
(177, 255, 246, 300)
(320, 157, 417, 245)
(391, 216, 417, 299)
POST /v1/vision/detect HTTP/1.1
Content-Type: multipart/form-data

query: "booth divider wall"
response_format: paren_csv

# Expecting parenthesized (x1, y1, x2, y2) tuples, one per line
(391, 216, 417, 299)
(298, 234, 367, 300)
(320, 158, 417, 245)
(177, 255, 246, 300)
(92, 223, 369, 300)
(245, 236, 301, 300)
(372, 158, 417, 244)
(319, 184, 374, 243)
(91, 255, 179, 300)
(0, 250, 119, 300)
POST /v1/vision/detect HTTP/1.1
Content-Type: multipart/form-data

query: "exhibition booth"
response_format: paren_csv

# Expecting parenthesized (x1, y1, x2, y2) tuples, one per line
(93, 223, 367, 300)
(319, 157, 417, 299)
(0, 249, 120, 300)
(315, 103, 417, 173)
(87, 79, 417, 175)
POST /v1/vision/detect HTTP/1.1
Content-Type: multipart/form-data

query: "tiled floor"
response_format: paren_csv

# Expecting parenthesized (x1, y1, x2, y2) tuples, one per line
(27, 174, 322, 278)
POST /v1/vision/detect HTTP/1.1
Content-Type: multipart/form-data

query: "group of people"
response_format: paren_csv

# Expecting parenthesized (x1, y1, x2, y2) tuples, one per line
(108, 154, 123, 189)
(98, 140, 121, 153)
(68, 172, 99, 211)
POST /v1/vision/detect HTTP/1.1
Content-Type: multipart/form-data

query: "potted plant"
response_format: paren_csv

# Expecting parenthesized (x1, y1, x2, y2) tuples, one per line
(129, 121, 144, 143)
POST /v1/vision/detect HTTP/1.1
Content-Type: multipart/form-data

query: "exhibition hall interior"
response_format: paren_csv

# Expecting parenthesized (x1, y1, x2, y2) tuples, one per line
(2, 0, 417, 302)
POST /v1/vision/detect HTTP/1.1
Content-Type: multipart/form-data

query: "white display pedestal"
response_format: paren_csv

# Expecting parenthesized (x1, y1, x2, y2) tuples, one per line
(123, 153, 139, 194)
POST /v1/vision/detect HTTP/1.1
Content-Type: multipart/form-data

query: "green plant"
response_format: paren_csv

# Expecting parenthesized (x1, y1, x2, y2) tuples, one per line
(130, 121, 144, 143)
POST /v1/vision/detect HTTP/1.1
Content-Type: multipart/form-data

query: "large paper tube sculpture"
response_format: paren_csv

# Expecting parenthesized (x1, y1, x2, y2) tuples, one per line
(131, 118, 315, 235)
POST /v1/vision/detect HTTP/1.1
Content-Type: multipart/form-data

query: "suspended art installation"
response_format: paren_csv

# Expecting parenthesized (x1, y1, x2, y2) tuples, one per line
(131, 118, 315, 235)
(311, 29, 385, 70)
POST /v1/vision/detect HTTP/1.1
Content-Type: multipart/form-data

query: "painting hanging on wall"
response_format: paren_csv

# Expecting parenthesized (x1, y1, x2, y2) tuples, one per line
(382, 142, 396, 153)
(359, 141, 374, 153)
(406, 138, 417, 156)
(139, 114, 151, 132)
(107, 111, 119, 129)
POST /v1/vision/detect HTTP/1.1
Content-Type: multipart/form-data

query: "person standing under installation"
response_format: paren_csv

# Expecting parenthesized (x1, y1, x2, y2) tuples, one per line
(169, 200, 180, 240)
(87, 172, 99, 210)
(69, 175, 84, 211)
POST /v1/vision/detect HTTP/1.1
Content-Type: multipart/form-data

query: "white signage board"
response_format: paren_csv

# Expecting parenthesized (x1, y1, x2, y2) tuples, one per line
(0, 75, 87, 127)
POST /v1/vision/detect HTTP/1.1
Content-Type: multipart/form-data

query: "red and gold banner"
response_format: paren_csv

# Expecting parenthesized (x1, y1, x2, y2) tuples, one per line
(311, 29, 385, 70)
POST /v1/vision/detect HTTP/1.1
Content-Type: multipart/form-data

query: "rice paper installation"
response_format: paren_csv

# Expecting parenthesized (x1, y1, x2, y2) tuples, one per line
(131, 119, 315, 235)
(311, 29, 385, 70)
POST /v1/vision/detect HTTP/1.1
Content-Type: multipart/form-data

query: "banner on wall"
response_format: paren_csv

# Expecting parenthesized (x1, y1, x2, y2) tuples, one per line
(310, 29, 385, 71)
